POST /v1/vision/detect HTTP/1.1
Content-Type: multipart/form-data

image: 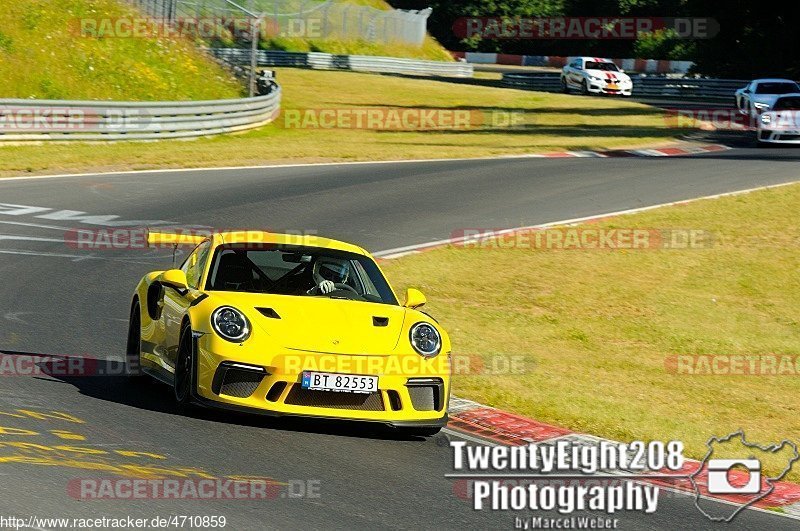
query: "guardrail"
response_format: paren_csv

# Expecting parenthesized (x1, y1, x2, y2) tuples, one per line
(0, 88, 281, 141)
(502, 73, 746, 103)
(209, 48, 475, 78)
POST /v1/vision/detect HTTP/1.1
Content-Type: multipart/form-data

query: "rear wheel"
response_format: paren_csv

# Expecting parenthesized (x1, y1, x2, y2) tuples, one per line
(174, 323, 195, 410)
(125, 301, 144, 380)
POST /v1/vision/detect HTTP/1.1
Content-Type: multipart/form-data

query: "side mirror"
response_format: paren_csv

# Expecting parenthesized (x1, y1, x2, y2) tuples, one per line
(158, 269, 188, 291)
(619, 68, 625, 73)
(404, 288, 427, 309)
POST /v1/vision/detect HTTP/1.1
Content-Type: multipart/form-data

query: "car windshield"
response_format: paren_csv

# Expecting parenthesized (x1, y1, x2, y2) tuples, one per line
(755, 82, 799, 94)
(584, 61, 619, 71)
(204, 244, 398, 305)
(773, 97, 800, 110)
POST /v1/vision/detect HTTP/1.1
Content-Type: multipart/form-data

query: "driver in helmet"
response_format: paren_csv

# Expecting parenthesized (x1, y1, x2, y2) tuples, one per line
(307, 257, 351, 295)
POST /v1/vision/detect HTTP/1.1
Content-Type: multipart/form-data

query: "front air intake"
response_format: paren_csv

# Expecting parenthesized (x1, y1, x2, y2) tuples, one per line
(406, 378, 445, 411)
(212, 363, 266, 398)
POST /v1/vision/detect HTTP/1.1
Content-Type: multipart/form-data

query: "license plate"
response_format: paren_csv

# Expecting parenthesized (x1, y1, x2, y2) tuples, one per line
(301, 371, 378, 394)
(607, 83, 619, 90)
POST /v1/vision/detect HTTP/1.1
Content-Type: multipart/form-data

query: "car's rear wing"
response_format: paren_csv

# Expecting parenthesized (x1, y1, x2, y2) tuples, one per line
(146, 230, 208, 248)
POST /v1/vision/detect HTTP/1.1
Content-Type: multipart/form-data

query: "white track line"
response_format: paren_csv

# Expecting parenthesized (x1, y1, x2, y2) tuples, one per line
(0, 144, 725, 183)
(374, 179, 800, 259)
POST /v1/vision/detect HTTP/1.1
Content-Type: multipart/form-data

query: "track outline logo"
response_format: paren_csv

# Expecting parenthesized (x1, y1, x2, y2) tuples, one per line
(689, 430, 799, 522)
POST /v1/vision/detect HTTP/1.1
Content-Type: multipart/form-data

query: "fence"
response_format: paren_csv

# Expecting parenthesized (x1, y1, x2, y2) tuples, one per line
(452, 52, 695, 74)
(502, 73, 746, 103)
(210, 48, 475, 77)
(0, 89, 281, 141)
(129, 0, 432, 45)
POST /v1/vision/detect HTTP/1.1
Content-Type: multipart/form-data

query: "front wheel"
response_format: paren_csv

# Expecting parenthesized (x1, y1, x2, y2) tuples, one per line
(174, 323, 196, 410)
(560, 77, 569, 93)
(580, 79, 589, 95)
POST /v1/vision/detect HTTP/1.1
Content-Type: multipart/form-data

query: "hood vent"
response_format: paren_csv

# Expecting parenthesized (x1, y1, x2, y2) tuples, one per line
(257, 307, 281, 319)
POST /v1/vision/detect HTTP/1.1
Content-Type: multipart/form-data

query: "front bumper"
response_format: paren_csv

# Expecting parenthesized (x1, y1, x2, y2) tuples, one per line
(192, 334, 450, 427)
(587, 80, 632, 96)
(758, 129, 800, 143)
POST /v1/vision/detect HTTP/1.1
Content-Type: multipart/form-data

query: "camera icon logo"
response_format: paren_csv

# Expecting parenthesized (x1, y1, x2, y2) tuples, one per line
(706, 458, 761, 494)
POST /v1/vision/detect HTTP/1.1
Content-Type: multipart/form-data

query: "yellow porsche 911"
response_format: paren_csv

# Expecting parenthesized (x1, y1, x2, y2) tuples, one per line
(126, 230, 450, 436)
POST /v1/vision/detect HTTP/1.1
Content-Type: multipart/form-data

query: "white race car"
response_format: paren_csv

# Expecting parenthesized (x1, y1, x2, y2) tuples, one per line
(561, 57, 633, 96)
(756, 94, 800, 144)
(735, 79, 800, 118)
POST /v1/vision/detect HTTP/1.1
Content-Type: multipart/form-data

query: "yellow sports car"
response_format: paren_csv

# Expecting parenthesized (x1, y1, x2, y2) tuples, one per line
(126, 230, 450, 435)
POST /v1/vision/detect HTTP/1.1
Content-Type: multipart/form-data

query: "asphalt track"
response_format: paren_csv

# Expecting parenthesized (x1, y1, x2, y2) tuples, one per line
(1, 143, 800, 530)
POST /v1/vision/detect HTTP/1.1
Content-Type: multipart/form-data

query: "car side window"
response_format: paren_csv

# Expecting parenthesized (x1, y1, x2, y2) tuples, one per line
(182, 241, 211, 289)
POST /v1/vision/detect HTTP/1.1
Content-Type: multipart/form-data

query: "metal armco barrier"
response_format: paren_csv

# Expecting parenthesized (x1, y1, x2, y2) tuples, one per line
(209, 48, 474, 78)
(0, 88, 281, 141)
(502, 73, 747, 103)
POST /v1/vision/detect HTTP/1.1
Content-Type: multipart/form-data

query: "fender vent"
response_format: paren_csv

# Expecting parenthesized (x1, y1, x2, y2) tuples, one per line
(257, 308, 281, 319)
(373, 316, 389, 327)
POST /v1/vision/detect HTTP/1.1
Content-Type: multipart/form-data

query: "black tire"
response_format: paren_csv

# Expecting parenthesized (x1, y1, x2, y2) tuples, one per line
(580, 79, 589, 95)
(560, 77, 569, 93)
(125, 301, 144, 380)
(174, 322, 196, 411)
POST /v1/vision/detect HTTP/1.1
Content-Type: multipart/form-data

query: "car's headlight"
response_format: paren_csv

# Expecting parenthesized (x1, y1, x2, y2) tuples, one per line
(753, 102, 770, 110)
(211, 306, 251, 342)
(761, 114, 772, 125)
(410, 322, 441, 358)
(589, 76, 602, 82)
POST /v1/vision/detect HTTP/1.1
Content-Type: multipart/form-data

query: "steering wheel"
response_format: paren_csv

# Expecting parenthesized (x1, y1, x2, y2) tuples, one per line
(333, 283, 358, 294)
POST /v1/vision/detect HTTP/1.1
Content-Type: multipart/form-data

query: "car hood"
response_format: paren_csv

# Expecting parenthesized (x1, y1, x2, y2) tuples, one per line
(585, 69, 630, 82)
(206, 292, 408, 355)
(751, 94, 782, 106)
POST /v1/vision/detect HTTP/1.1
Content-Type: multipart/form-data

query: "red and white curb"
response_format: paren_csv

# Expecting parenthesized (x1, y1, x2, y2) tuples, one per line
(528, 143, 729, 159)
(376, 180, 800, 515)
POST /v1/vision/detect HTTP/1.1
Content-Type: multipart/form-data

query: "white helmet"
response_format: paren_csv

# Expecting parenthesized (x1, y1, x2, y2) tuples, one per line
(313, 257, 350, 285)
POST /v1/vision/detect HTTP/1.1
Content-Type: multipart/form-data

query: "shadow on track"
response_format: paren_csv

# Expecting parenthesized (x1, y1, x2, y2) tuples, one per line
(0, 350, 435, 443)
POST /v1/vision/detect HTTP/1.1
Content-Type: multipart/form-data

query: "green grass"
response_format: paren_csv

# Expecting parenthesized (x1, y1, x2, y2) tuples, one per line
(0, 68, 680, 176)
(379, 183, 800, 482)
(0, 0, 242, 100)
